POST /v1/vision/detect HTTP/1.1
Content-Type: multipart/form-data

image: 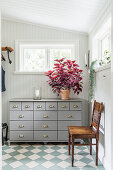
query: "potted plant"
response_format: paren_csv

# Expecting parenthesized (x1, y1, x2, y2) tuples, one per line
(45, 58, 83, 99)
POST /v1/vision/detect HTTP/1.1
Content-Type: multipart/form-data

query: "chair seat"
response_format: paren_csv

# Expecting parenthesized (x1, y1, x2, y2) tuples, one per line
(68, 126, 96, 137)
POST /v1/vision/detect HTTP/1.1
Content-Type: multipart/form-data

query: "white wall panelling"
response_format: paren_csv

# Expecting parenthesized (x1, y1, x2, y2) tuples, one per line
(1, 19, 88, 126)
(88, 0, 111, 169)
(111, 1, 113, 169)
(93, 68, 111, 164)
(0, 9, 2, 169)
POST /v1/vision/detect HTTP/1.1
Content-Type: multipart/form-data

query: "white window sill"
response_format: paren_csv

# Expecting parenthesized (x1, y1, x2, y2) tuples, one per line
(94, 63, 111, 72)
(14, 71, 45, 75)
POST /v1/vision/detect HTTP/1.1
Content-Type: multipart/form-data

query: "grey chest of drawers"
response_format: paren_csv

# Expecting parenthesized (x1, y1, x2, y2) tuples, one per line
(9, 98, 88, 142)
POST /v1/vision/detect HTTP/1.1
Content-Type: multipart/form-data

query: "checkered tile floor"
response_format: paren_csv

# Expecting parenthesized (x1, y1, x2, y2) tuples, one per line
(2, 143, 105, 170)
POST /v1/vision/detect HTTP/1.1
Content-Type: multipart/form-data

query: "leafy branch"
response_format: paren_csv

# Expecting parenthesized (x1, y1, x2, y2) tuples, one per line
(89, 60, 97, 102)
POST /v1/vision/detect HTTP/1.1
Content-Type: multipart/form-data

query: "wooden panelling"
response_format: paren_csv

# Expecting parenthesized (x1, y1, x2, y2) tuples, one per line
(1, 19, 89, 124)
(1, 0, 106, 32)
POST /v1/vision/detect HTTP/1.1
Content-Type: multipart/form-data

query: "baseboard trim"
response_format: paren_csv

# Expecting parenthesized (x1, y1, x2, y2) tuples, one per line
(92, 139, 104, 163)
(103, 156, 111, 170)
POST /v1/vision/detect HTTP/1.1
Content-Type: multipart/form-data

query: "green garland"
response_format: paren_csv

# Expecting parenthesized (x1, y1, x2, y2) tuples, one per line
(89, 60, 97, 102)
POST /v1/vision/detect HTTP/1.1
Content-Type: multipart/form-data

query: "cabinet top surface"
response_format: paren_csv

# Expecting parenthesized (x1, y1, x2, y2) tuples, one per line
(9, 98, 85, 102)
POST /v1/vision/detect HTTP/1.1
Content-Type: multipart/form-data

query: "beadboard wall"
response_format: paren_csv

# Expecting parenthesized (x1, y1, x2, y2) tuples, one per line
(1, 18, 88, 124)
(88, 0, 111, 168)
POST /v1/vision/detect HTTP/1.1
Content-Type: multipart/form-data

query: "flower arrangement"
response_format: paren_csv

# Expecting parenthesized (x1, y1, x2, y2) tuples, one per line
(45, 58, 83, 96)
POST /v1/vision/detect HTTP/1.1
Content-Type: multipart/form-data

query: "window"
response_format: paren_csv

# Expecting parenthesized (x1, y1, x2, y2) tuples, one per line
(92, 17, 111, 63)
(21, 48, 46, 72)
(101, 34, 111, 61)
(49, 48, 72, 69)
(15, 42, 77, 73)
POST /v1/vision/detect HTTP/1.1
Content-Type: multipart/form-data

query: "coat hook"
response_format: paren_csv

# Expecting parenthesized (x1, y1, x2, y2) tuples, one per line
(5, 47, 12, 64)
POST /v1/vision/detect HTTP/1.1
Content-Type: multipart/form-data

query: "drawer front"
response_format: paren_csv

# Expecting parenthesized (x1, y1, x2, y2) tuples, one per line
(34, 131, 57, 141)
(34, 111, 57, 120)
(10, 111, 33, 120)
(34, 121, 57, 130)
(58, 102, 69, 110)
(10, 102, 21, 111)
(10, 131, 33, 141)
(22, 102, 33, 110)
(34, 102, 45, 110)
(58, 131, 80, 142)
(70, 102, 82, 110)
(97, 69, 111, 80)
(46, 102, 57, 110)
(58, 111, 81, 120)
(58, 121, 81, 130)
(58, 131, 68, 141)
(10, 121, 33, 131)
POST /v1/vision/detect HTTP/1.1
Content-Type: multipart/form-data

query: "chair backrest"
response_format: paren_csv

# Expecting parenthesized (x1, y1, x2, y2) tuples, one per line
(90, 100, 103, 133)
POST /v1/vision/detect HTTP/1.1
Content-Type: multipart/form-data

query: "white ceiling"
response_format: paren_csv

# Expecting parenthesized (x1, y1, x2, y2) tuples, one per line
(1, 0, 107, 33)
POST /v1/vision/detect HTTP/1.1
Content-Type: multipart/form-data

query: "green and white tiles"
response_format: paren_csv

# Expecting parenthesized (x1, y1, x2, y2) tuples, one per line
(2, 143, 105, 170)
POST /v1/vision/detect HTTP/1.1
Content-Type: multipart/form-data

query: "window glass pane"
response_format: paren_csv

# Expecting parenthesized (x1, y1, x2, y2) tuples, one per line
(23, 49, 46, 71)
(101, 36, 110, 60)
(49, 49, 72, 69)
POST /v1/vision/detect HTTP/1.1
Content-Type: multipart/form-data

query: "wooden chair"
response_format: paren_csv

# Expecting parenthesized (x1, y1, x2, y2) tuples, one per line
(68, 100, 103, 167)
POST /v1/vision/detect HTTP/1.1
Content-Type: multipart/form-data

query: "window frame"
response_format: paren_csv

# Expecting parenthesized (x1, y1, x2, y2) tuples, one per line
(15, 40, 79, 74)
(98, 32, 111, 61)
(92, 17, 111, 63)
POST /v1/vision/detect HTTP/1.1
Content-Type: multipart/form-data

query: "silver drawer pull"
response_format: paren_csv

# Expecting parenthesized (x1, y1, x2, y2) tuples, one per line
(42, 124, 48, 128)
(19, 115, 24, 118)
(19, 134, 24, 138)
(49, 105, 55, 108)
(73, 105, 78, 108)
(37, 105, 42, 108)
(25, 105, 30, 108)
(67, 115, 72, 118)
(61, 105, 66, 108)
(19, 124, 24, 128)
(43, 135, 48, 138)
(13, 105, 18, 108)
(43, 115, 48, 118)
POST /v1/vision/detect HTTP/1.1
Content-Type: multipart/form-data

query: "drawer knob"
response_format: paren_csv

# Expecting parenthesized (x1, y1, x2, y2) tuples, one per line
(42, 124, 48, 128)
(25, 105, 30, 108)
(49, 105, 55, 108)
(67, 115, 72, 118)
(73, 105, 78, 108)
(61, 105, 66, 108)
(43, 115, 48, 118)
(19, 134, 24, 138)
(13, 105, 18, 108)
(19, 115, 24, 118)
(19, 124, 24, 128)
(37, 105, 42, 108)
(43, 135, 48, 138)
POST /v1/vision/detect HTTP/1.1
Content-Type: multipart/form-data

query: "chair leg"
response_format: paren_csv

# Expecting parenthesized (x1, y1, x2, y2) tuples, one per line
(96, 138, 98, 166)
(90, 138, 92, 155)
(68, 132, 71, 155)
(71, 136, 74, 167)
